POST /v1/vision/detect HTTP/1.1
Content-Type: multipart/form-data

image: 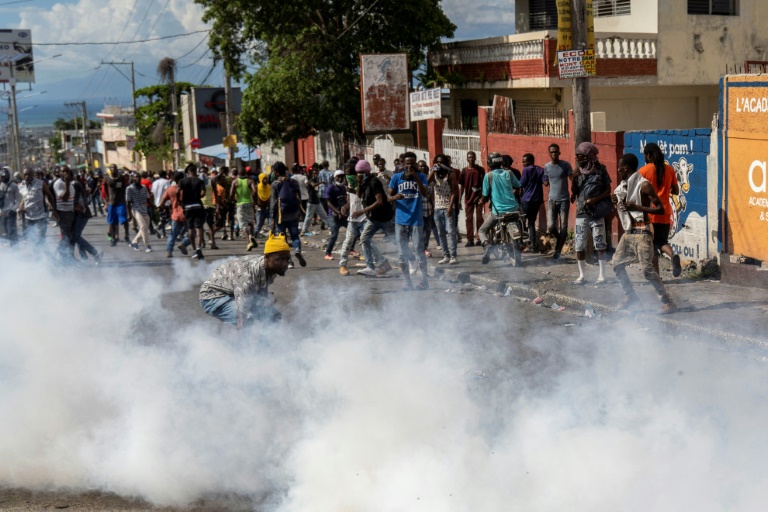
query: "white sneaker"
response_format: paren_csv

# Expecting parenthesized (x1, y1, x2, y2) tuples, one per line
(438, 256, 450, 265)
(357, 267, 376, 276)
(409, 265, 418, 276)
(449, 257, 458, 265)
(573, 276, 586, 285)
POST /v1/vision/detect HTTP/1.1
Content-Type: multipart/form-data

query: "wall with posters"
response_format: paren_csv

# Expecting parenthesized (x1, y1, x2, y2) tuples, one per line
(624, 128, 712, 262)
(720, 75, 768, 262)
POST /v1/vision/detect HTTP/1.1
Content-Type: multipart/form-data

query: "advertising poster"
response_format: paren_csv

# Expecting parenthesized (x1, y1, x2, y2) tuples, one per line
(0, 29, 34, 83)
(360, 53, 410, 133)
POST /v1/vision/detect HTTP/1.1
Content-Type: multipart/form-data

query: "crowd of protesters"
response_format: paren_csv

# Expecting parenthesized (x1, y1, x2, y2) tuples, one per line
(2, 139, 681, 313)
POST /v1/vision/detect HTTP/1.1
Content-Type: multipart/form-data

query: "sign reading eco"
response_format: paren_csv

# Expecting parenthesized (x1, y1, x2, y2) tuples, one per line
(723, 75, 768, 260)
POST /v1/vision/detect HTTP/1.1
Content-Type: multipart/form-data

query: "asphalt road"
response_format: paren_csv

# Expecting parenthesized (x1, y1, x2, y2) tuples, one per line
(2, 216, 767, 511)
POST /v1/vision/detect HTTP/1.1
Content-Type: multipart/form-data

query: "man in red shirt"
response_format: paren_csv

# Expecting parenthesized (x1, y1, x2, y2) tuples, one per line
(139, 171, 157, 236)
(459, 151, 485, 247)
(639, 142, 682, 277)
(160, 171, 191, 257)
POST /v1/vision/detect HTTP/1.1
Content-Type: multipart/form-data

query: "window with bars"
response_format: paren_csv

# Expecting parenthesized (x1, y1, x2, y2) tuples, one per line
(688, 0, 738, 15)
(594, 0, 631, 17)
(529, 0, 558, 30)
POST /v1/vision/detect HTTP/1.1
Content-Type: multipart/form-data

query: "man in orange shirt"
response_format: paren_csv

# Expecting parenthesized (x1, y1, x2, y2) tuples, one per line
(639, 143, 682, 277)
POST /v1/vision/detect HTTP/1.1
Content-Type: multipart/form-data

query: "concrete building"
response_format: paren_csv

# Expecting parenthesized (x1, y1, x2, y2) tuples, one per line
(431, 0, 766, 131)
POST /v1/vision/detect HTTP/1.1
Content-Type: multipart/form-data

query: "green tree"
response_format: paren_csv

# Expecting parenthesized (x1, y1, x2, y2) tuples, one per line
(133, 82, 195, 162)
(196, 0, 456, 145)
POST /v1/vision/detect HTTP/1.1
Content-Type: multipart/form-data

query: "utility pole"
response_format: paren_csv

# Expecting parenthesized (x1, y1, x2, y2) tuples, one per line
(65, 101, 90, 168)
(570, 0, 592, 145)
(224, 70, 235, 166)
(9, 64, 22, 174)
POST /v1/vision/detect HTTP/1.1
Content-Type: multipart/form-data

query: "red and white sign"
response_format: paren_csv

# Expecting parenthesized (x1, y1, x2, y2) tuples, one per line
(190, 138, 201, 149)
(360, 53, 410, 133)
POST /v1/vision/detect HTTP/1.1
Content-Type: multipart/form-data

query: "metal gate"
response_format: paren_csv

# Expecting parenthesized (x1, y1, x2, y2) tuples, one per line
(442, 129, 480, 170)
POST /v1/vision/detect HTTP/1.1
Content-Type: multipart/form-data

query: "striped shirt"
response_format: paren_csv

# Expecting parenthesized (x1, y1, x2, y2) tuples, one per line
(126, 184, 150, 214)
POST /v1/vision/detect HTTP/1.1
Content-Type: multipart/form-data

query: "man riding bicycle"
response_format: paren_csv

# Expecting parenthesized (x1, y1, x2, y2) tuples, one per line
(479, 152, 523, 265)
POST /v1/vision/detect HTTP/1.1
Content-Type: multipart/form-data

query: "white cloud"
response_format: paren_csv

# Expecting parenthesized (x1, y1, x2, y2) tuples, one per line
(16, 0, 213, 98)
(441, 0, 516, 40)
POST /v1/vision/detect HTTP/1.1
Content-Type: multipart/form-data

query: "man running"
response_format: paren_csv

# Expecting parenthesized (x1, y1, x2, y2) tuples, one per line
(177, 163, 207, 260)
(612, 153, 677, 314)
(199, 232, 291, 330)
(230, 165, 259, 251)
(354, 159, 394, 276)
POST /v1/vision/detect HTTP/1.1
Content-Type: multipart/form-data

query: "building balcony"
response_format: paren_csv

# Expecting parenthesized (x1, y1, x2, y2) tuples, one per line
(430, 30, 658, 88)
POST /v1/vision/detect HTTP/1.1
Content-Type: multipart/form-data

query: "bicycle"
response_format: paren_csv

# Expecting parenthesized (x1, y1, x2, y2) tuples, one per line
(482, 211, 525, 266)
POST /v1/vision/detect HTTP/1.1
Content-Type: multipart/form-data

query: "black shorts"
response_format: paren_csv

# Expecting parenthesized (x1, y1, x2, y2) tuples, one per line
(652, 223, 670, 252)
(204, 207, 216, 229)
(185, 207, 206, 229)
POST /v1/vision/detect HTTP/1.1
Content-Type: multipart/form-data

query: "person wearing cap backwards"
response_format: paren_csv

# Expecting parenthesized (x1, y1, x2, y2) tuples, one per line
(199, 232, 292, 329)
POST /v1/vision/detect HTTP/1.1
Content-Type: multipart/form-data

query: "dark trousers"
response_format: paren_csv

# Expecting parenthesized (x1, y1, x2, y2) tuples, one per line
(521, 201, 542, 250)
(73, 213, 98, 258)
(2, 211, 18, 245)
(325, 215, 347, 254)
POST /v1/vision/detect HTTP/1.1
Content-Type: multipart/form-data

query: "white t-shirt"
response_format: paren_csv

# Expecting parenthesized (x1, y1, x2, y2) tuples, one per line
(347, 191, 364, 223)
(291, 174, 309, 200)
(151, 178, 171, 207)
(53, 179, 76, 212)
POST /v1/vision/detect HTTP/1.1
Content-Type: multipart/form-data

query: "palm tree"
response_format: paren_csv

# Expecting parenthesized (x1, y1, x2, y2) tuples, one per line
(156, 57, 180, 169)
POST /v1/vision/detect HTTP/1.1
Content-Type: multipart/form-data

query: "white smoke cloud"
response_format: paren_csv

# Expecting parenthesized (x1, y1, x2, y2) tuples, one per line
(1, 245, 768, 510)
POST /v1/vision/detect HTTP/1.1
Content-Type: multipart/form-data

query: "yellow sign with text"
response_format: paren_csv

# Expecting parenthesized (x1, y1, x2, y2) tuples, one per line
(556, 1, 595, 66)
(223, 134, 238, 148)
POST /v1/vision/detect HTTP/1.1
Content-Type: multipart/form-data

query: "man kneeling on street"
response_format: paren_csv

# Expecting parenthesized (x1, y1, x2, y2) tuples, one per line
(199, 232, 292, 329)
(612, 154, 677, 314)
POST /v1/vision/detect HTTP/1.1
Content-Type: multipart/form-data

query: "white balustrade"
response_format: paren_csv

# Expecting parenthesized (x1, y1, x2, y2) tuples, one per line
(594, 36, 656, 59)
(431, 39, 545, 66)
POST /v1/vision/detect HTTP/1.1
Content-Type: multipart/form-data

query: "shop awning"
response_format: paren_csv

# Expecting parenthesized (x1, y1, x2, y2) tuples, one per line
(194, 143, 261, 161)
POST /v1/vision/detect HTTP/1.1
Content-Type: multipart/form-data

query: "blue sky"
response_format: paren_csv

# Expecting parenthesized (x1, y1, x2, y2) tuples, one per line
(2, 0, 516, 102)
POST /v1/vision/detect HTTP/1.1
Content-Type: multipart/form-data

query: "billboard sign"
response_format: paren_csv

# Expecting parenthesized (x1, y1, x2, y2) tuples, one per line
(722, 75, 768, 260)
(0, 29, 34, 83)
(360, 53, 409, 133)
(410, 87, 442, 122)
(191, 87, 242, 149)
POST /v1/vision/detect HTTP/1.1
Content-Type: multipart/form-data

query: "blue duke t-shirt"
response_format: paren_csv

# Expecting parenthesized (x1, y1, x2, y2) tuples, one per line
(389, 172, 427, 226)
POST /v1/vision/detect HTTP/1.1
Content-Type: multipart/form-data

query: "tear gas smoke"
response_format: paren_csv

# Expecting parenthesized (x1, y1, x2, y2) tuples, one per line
(1, 248, 767, 511)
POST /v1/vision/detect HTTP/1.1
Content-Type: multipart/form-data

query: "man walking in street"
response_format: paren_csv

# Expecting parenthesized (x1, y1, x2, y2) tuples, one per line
(301, 165, 330, 236)
(178, 163, 206, 260)
(151, 170, 171, 238)
(543, 143, 573, 260)
(126, 175, 153, 252)
(430, 158, 459, 264)
(388, 152, 430, 290)
(0, 167, 20, 247)
(519, 153, 546, 253)
(271, 161, 306, 268)
(324, 170, 348, 260)
(18, 167, 57, 246)
(612, 153, 677, 314)
(354, 159, 394, 276)
(199, 232, 291, 330)
(459, 151, 485, 247)
(103, 164, 130, 246)
(161, 171, 192, 257)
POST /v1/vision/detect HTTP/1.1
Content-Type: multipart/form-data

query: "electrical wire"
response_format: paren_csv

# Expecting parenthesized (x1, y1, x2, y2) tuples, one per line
(119, 0, 156, 60)
(34, 30, 211, 46)
(177, 34, 209, 62)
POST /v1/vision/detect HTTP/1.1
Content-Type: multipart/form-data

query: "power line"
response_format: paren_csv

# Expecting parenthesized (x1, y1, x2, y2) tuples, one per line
(118, 0, 156, 60)
(34, 30, 211, 46)
(177, 34, 209, 62)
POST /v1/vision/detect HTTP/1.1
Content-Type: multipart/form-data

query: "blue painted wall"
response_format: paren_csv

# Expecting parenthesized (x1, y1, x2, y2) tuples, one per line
(624, 129, 712, 261)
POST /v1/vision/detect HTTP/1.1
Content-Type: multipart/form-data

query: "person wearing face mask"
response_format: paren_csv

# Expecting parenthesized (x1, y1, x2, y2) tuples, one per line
(324, 170, 348, 260)
(429, 155, 460, 265)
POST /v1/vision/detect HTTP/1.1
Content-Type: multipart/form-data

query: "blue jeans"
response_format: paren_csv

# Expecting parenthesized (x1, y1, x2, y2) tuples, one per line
(200, 296, 237, 325)
(73, 213, 98, 258)
(277, 219, 301, 252)
(547, 199, 570, 253)
(255, 205, 271, 234)
(433, 209, 457, 258)
(165, 220, 191, 253)
(2, 211, 18, 246)
(301, 202, 330, 233)
(361, 218, 393, 269)
(395, 224, 428, 283)
(325, 215, 347, 255)
(339, 221, 370, 267)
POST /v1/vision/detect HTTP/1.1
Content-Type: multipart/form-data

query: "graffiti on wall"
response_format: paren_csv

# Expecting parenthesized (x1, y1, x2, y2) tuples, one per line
(626, 130, 711, 261)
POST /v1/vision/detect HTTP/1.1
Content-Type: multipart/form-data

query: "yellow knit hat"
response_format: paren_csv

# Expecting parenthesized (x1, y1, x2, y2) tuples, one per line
(264, 232, 291, 255)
